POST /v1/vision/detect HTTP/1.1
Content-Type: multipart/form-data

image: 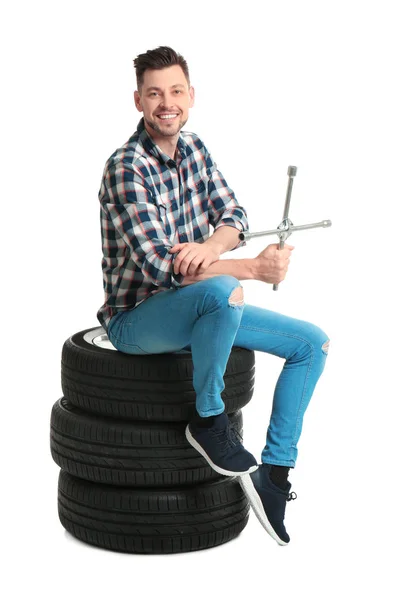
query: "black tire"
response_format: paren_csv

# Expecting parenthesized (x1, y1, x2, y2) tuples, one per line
(61, 327, 255, 422)
(58, 470, 250, 554)
(50, 397, 244, 487)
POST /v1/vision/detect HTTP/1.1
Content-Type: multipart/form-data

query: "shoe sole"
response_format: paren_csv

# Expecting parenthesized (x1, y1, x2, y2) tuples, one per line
(238, 473, 289, 546)
(185, 425, 259, 477)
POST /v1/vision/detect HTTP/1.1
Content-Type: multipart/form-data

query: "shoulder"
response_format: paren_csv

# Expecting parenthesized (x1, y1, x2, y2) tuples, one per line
(102, 132, 148, 175)
(180, 129, 211, 157)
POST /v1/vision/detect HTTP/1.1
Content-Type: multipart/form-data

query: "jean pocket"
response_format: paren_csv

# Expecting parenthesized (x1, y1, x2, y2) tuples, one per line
(108, 311, 123, 338)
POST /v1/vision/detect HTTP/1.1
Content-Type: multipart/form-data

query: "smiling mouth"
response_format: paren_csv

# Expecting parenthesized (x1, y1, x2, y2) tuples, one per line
(157, 113, 179, 121)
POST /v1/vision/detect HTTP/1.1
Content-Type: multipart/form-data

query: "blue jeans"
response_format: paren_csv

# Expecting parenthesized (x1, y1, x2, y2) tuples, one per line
(107, 275, 330, 468)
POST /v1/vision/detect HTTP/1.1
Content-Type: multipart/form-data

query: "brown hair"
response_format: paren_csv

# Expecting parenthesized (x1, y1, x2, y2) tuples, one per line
(133, 46, 190, 93)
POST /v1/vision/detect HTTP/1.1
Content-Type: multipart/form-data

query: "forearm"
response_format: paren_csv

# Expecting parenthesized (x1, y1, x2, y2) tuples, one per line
(203, 225, 241, 254)
(179, 257, 256, 286)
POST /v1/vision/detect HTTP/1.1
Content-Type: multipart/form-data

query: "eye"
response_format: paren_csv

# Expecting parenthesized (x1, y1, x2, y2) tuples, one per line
(175, 90, 182, 94)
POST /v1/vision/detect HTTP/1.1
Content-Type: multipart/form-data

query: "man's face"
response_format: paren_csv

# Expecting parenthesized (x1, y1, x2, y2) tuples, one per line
(134, 65, 195, 138)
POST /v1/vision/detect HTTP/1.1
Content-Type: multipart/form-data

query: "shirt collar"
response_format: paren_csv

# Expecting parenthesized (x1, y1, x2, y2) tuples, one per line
(137, 116, 187, 165)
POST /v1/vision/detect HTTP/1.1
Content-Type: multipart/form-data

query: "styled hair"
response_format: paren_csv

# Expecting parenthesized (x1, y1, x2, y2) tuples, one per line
(133, 46, 190, 93)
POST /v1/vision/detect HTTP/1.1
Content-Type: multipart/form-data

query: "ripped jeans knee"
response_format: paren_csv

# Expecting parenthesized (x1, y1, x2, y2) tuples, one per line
(322, 339, 330, 355)
(228, 285, 244, 307)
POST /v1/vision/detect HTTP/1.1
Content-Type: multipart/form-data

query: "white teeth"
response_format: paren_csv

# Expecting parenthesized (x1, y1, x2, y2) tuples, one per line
(158, 114, 178, 119)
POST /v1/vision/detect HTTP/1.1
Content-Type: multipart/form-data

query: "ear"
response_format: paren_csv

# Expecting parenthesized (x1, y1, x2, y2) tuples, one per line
(134, 90, 143, 112)
(189, 86, 195, 109)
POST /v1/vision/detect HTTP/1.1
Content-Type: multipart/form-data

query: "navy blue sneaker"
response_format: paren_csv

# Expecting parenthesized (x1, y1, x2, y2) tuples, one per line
(185, 412, 258, 476)
(238, 463, 297, 545)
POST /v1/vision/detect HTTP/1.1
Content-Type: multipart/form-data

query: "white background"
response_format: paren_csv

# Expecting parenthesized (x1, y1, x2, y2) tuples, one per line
(2, 0, 398, 598)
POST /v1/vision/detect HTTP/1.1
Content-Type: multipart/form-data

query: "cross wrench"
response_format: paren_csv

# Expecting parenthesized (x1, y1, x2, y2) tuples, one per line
(238, 166, 332, 290)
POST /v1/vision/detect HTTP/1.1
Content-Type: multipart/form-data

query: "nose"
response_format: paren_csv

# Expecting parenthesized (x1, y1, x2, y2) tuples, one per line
(160, 92, 178, 110)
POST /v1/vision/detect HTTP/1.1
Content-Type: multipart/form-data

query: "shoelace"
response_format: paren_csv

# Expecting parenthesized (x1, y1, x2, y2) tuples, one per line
(209, 423, 243, 456)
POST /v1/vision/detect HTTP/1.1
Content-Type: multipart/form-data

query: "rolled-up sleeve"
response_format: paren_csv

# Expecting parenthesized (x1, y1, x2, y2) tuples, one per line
(205, 148, 249, 250)
(102, 159, 184, 289)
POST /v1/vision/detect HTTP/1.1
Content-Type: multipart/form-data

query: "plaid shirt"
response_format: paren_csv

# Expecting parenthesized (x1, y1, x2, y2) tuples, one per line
(97, 116, 249, 333)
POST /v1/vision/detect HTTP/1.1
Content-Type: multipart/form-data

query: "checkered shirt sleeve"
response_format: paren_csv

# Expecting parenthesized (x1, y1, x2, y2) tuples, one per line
(101, 159, 184, 289)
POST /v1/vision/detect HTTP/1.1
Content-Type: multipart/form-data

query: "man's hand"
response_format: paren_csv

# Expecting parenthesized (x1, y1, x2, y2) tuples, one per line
(169, 242, 221, 276)
(254, 243, 295, 284)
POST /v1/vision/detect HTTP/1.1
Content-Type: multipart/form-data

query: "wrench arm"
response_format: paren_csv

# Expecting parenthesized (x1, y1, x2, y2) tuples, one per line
(273, 166, 297, 291)
(238, 220, 332, 241)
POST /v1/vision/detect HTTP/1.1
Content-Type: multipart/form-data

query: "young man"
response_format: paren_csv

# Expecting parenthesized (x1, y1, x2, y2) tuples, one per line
(97, 46, 330, 546)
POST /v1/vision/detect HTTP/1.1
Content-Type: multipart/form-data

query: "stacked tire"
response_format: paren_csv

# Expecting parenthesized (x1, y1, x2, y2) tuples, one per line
(50, 326, 256, 554)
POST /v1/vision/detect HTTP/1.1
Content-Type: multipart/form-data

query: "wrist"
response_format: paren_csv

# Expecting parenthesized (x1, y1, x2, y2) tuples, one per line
(247, 258, 259, 280)
(204, 225, 241, 254)
(203, 237, 224, 254)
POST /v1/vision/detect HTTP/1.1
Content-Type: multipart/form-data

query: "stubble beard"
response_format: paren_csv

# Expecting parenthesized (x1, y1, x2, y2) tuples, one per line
(145, 114, 188, 137)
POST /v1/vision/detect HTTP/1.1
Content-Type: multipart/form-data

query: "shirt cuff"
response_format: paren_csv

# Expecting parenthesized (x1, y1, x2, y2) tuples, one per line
(170, 253, 185, 288)
(171, 271, 185, 288)
(214, 220, 247, 249)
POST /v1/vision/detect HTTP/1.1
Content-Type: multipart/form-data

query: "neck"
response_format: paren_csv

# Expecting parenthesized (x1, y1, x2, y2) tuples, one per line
(144, 121, 179, 160)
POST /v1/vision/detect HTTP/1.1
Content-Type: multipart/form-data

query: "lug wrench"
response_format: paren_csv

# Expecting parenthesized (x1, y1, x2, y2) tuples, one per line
(238, 166, 332, 290)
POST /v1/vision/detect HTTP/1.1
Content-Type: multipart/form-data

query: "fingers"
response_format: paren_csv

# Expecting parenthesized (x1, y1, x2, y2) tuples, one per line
(177, 253, 209, 276)
(171, 243, 219, 276)
(199, 259, 210, 273)
(277, 244, 295, 250)
(186, 255, 204, 276)
(174, 249, 199, 276)
(270, 243, 294, 252)
(277, 244, 295, 257)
